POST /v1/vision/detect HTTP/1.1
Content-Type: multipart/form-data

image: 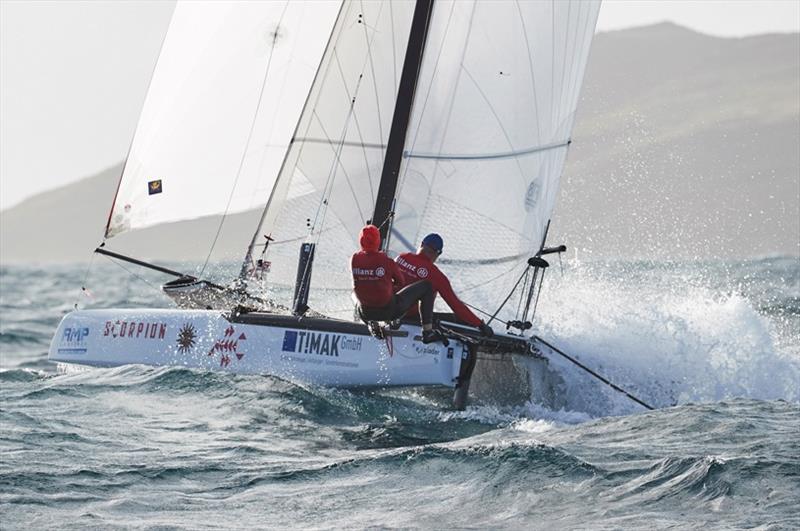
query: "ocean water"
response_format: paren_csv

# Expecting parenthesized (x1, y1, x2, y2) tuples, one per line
(1, 257, 798, 529)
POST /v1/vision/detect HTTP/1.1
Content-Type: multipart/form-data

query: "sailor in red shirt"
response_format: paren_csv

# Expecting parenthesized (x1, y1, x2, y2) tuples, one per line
(351, 225, 437, 339)
(395, 233, 493, 339)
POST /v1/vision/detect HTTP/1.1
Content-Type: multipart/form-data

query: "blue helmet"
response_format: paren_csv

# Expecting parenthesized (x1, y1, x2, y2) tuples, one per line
(421, 233, 444, 254)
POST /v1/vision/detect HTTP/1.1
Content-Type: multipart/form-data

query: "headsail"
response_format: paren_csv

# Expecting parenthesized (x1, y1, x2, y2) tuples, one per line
(105, 1, 340, 238)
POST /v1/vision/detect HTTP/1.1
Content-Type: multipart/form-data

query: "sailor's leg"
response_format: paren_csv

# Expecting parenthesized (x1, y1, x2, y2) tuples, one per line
(393, 280, 433, 325)
(418, 287, 434, 327)
(395, 280, 434, 328)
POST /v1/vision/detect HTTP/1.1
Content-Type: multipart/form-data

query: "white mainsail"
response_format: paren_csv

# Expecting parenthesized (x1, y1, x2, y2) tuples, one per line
(254, 0, 600, 320)
(393, 0, 601, 313)
(105, 1, 340, 238)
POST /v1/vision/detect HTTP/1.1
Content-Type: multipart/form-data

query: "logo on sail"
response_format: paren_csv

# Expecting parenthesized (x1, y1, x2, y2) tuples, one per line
(148, 179, 163, 195)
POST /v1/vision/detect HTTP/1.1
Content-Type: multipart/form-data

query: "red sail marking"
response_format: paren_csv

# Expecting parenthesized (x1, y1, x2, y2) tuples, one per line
(238, 333, 246, 340)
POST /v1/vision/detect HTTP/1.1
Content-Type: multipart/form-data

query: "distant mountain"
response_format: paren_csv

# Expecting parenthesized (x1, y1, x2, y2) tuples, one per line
(553, 23, 799, 259)
(0, 163, 261, 265)
(1, 23, 798, 264)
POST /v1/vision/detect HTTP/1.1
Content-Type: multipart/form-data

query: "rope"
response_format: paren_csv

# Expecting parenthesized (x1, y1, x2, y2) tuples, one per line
(466, 304, 656, 411)
(486, 266, 530, 325)
(534, 336, 655, 411)
(200, 1, 292, 276)
(75, 248, 99, 309)
(100, 254, 165, 298)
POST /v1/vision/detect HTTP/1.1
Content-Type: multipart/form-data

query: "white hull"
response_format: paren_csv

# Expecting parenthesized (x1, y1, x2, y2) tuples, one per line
(49, 309, 470, 388)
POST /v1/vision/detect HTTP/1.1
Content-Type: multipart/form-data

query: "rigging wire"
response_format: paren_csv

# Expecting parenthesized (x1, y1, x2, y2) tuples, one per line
(393, 4, 461, 248)
(309, 4, 387, 239)
(200, 1, 292, 277)
(291, 5, 388, 312)
(485, 267, 530, 325)
(74, 248, 100, 309)
(99, 254, 166, 298)
(464, 291, 656, 412)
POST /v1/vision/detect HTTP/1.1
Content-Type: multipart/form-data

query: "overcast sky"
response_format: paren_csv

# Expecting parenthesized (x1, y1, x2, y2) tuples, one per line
(1, 0, 799, 210)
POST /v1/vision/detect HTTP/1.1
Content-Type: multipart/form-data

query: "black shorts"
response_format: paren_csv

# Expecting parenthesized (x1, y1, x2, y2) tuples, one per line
(358, 280, 433, 323)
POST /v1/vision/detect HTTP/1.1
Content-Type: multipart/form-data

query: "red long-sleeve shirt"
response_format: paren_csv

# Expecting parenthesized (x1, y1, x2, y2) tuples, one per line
(395, 252, 482, 327)
(351, 250, 405, 308)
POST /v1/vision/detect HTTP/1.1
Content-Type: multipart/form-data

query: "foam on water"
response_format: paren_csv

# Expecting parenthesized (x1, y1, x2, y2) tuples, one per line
(528, 259, 800, 416)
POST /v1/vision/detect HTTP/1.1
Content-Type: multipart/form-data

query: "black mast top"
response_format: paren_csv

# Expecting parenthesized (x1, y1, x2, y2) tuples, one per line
(371, 0, 434, 246)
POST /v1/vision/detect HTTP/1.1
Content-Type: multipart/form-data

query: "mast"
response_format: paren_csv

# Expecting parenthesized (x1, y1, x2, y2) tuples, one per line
(371, 0, 435, 245)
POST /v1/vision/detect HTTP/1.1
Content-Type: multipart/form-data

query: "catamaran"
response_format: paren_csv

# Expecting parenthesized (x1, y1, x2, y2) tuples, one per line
(49, 0, 604, 409)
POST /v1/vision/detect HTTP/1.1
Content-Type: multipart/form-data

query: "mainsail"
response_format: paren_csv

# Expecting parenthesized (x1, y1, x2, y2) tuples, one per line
(105, 1, 340, 238)
(393, 0, 601, 313)
(252, 0, 600, 319)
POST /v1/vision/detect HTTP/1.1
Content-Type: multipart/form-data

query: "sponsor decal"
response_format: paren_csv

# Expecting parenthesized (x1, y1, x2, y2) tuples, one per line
(208, 325, 246, 367)
(396, 256, 415, 273)
(352, 267, 381, 277)
(104, 320, 167, 340)
(397, 256, 430, 280)
(281, 330, 363, 357)
(58, 326, 89, 354)
(414, 344, 440, 356)
(176, 323, 196, 353)
(148, 179, 163, 195)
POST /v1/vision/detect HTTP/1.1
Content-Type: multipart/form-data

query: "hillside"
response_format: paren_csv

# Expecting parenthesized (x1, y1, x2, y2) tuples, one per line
(1, 23, 798, 264)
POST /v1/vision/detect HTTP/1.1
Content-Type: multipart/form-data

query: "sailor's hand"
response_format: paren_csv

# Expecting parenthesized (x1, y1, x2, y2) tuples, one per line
(478, 322, 494, 338)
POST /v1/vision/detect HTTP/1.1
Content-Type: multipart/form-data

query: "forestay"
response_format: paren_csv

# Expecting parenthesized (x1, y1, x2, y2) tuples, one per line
(105, 1, 340, 238)
(256, 0, 600, 321)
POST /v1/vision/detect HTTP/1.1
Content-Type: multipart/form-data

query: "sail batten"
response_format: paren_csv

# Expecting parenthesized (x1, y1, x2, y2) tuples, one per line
(404, 140, 571, 161)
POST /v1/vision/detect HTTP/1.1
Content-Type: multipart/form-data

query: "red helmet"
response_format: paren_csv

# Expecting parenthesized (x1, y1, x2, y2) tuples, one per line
(359, 225, 380, 252)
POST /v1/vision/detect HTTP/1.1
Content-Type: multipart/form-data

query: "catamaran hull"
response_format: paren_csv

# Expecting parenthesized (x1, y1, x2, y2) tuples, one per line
(48, 309, 467, 388)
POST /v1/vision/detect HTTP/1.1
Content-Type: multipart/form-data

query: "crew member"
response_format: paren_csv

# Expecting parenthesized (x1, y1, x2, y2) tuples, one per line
(395, 233, 493, 339)
(351, 225, 437, 340)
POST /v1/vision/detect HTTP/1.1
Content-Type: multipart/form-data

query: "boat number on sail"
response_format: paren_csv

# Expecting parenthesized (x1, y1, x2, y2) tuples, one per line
(58, 327, 89, 354)
(104, 320, 167, 340)
(281, 331, 362, 357)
